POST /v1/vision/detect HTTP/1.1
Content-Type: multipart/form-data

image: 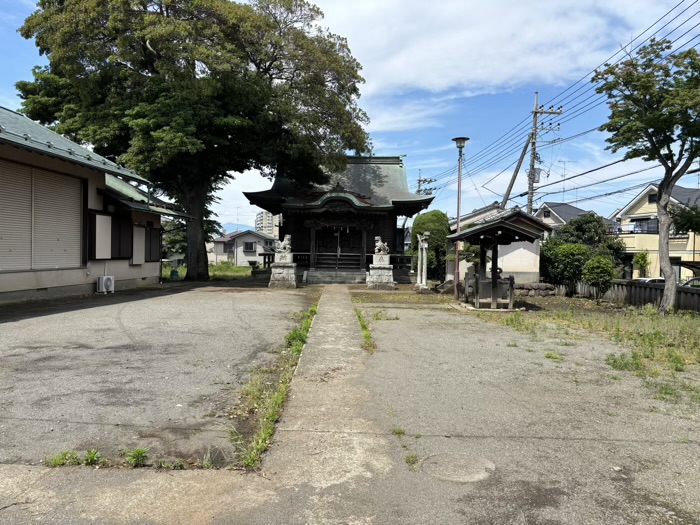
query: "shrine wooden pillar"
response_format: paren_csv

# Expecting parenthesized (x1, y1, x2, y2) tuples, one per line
(310, 227, 316, 269)
(361, 228, 367, 269)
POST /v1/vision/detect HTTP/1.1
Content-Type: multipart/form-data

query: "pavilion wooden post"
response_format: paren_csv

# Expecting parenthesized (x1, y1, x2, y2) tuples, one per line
(509, 275, 515, 309)
(491, 242, 499, 309)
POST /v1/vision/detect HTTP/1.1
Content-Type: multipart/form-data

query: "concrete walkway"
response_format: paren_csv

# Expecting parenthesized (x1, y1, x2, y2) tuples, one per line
(1, 285, 699, 524)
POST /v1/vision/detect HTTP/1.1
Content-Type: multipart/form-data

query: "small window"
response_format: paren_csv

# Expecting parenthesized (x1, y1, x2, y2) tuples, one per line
(265, 240, 274, 247)
(648, 193, 658, 204)
(543, 210, 551, 218)
(111, 215, 133, 259)
(244, 241, 256, 252)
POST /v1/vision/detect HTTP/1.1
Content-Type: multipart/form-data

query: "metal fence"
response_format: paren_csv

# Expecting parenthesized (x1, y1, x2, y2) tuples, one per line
(557, 280, 700, 312)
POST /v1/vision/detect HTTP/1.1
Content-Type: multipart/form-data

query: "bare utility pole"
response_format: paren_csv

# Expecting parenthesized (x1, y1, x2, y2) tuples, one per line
(558, 160, 575, 202)
(402, 171, 436, 229)
(527, 93, 562, 214)
(416, 174, 437, 196)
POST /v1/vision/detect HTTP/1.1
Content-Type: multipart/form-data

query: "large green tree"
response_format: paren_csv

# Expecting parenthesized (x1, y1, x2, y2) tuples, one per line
(17, 0, 370, 280)
(411, 210, 450, 281)
(593, 38, 700, 312)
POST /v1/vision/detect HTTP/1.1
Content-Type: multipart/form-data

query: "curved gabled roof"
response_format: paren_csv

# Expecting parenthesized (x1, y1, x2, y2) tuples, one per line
(245, 156, 433, 216)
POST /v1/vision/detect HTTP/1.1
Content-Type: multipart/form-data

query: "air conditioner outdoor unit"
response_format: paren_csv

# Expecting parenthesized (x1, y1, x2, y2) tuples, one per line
(97, 275, 115, 294)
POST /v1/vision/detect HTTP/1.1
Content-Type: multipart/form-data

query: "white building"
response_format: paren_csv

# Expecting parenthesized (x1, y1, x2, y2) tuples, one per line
(255, 211, 280, 238)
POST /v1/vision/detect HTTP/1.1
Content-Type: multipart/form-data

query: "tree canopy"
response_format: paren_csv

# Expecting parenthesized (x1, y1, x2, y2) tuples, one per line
(671, 203, 700, 234)
(411, 210, 450, 281)
(593, 38, 700, 311)
(17, 0, 370, 280)
(554, 213, 625, 263)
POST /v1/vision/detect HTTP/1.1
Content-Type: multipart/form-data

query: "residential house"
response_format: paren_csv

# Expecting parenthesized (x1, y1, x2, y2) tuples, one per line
(533, 202, 616, 238)
(610, 183, 700, 280)
(535, 202, 592, 229)
(447, 203, 549, 283)
(207, 230, 276, 266)
(0, 106, 185, 302)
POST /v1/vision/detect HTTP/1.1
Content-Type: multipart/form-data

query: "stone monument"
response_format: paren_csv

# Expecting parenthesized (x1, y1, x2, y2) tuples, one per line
(269, 234, 297, 288)
(366, 236, 395, 290)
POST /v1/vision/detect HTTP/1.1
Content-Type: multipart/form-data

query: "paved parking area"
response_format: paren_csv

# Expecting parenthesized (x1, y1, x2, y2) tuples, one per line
(0, 285, 315, 466)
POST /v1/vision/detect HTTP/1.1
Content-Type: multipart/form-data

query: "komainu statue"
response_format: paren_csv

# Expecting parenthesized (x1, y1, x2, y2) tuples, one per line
(275, 234, 292, 253)
(374, 236, 389, 255)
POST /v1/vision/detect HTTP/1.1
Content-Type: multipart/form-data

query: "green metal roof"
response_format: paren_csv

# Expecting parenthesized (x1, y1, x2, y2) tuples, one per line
(245, 156, 433, 216)
(0, 106, 148, 184)
(104, 174, 189, 218)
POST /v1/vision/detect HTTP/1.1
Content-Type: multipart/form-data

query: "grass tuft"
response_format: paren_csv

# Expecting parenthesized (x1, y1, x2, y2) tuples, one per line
(123, 448, 148, 468)
(46, 450, 81, 467)
(355, 308, 376, 353)
(544, 351, 562, 360)
(405, 453, 419, 471)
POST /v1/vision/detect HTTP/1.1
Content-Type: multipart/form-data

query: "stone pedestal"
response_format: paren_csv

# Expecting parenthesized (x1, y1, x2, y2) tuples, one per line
(373, 253, 389, 266)
(274, 252, 293, 264)
(269, 254, 297, 288)
(367, 263, 395, 290)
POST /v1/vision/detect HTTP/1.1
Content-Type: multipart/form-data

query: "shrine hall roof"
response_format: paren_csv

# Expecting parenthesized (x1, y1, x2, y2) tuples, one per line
(244, 156, 433, 216)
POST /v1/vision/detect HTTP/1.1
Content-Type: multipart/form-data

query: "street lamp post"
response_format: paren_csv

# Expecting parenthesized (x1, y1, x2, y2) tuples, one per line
(452, 136, 469, 300)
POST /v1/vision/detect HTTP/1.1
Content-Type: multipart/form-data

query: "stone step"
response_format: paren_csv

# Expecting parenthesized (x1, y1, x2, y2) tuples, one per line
(306, 270, 367, 284)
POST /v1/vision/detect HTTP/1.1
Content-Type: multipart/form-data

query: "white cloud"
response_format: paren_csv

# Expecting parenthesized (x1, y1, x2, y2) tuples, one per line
(317, 0, 687, 97)
(365, 97, 451, 132)
(210, 170, 273, 227)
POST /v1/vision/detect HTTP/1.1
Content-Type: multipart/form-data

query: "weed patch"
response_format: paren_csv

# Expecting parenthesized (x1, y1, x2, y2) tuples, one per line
(405, 453, 419, 471)
(123, 448, 149, 468)
(46, 450, 81, 467)
(544, 351, 562, 360)
(228, 303, 318, 470)
(355, 308, 376, 353)
(82, 449, 103, 466)
(502, 312, 536, 332)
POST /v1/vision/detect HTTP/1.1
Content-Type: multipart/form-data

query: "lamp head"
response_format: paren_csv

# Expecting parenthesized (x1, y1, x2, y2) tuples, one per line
(452, 137, 469, 150)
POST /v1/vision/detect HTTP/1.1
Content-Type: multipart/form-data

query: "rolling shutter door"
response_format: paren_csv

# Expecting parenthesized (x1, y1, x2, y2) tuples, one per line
(32, 169, 82, 269)
(0, 160, 32, 270)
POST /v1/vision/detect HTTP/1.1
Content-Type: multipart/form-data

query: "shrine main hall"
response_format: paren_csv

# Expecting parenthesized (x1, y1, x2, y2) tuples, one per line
(245, 156, 433, 281)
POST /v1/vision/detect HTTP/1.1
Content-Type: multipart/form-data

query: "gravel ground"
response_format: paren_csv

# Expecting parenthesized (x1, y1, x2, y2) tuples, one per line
(352, 302, 700, 525)
(0, 284, 316, 466)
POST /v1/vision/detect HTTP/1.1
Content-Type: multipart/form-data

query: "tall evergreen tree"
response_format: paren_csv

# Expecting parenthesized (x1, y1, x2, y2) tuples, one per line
(17, 0, 370, 280)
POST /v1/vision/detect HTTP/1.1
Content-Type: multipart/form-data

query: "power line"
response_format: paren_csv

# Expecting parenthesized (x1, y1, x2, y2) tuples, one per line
(458, 4, 700, 184)
(537, 164, 660, 198)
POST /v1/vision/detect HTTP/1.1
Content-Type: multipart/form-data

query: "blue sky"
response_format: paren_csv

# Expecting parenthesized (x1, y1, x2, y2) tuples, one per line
(2, 0, 700, 228)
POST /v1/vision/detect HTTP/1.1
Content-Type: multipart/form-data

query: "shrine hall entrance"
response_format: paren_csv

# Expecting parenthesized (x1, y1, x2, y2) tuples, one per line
(314, 226, 365, 269)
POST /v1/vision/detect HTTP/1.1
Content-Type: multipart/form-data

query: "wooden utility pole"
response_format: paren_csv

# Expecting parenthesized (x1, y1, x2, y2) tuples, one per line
(501, 132, 532, 208)
(527, 93, 562, 214)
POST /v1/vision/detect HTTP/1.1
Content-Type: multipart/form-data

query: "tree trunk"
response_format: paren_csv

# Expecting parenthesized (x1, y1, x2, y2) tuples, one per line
(657, 191, 677, 312)
(183, 186, 210, 281)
